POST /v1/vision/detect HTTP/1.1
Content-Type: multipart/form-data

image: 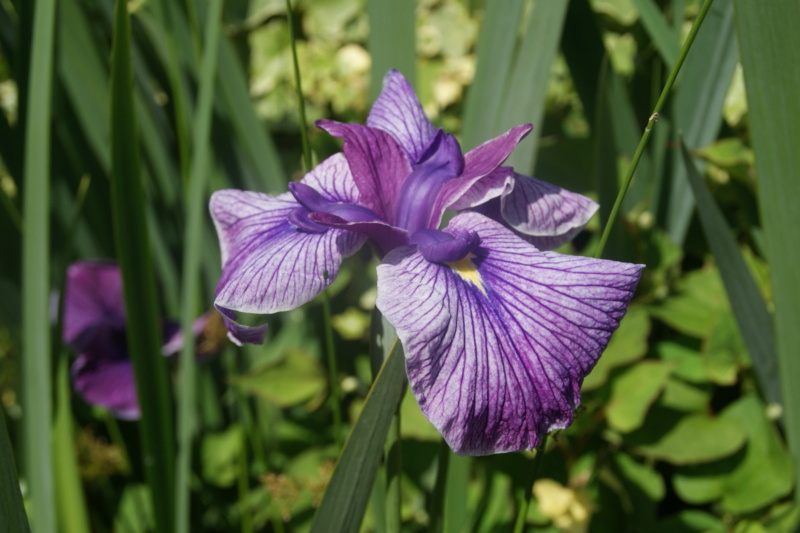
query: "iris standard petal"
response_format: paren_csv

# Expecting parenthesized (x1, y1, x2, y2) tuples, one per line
(431, 125, 532, 230)
(212, 154, 367, 317)
(376, 212, 642, 455)
(317, 120, 412, 223)
(63, 261, 126, 346)
(72, 353, 140, 419)
(499, 172, 599, 250)
(366, 69, 437, 164)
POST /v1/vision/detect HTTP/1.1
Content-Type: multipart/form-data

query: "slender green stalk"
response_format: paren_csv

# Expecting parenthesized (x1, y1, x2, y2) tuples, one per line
(175, 0, 225, 531)
(109, 1, 175, 531)
(236, 431, 254, 533)
(321, 295, 343, 448)
(385, 410, 402, 533)
(595, 0, 716, 258)
(21, 0, 57, 529)
(284, 0, 344, 447)
(285, 0, 312, 172)
(511, 435, 549, 533)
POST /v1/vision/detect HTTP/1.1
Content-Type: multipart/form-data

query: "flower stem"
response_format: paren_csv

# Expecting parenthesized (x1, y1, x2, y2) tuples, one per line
(594, 0, 716, 259)
(385, 407, 402, 533)
(512, 434, 549, 533)
(321, 294, 343, 449)
(285, 0, 312, 172)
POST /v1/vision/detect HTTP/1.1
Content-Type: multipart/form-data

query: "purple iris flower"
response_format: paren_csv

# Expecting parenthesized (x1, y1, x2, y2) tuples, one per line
(211, 70, 643, 455)
(63, 261, 213, 419)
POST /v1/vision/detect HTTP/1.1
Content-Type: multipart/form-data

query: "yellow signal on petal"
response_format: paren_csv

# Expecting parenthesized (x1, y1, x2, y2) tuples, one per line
(446, 253, 487, 297)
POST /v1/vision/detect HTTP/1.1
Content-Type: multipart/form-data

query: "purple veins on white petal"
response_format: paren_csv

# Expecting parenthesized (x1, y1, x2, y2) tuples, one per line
(500, 172, 598, 250)
(367, 69, 437, 165)
(376, 212, 642, 455)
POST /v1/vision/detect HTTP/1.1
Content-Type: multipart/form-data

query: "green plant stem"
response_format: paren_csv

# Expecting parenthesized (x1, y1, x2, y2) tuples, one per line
(595, 0, 716, 259)
(321, 294, 343, 448)
(512, 434, 549, 533)
(285, 0, 311, 171)
(21, 0, 57, 529)
(237, 430, 253, 533)
(174, 0, 225, 531)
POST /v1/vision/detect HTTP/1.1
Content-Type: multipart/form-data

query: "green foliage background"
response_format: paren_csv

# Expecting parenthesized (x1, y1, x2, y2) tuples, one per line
(0, 0, 798, 531)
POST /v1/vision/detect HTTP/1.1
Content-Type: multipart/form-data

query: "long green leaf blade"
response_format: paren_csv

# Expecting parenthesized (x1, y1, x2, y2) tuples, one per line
(367, 0, 416, 98)
(0, 411, 30, 532)
(733, 0, 800, 499)
(109, 1, 175, 531)
(175, 0, 225, 531)
(20, 0, 57, 529)
(681, 141, 779, 406)
(310, 340, 407, 533)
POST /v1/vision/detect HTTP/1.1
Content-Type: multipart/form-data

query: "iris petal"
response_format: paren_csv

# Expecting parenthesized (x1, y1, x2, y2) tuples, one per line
(366, 69, 437, 165)
(63, 262, 126, 346)
(71, 354, 139, 420)
(376, 213, 642, 455)
(212, 154, 367, 320)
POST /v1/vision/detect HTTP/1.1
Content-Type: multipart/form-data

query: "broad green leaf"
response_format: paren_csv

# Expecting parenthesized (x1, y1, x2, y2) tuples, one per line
(613, 453, 664, 501)
(719, 395, 794, 513)
(673, 396, 793, 513)
(367, 0, 415, 99)
(734, 522, 768, 533)
(583, 306, 650, 390)
(735, 0, 800, 497)
(659, 378, 710, 412)
(110, 1, 175, 530)
(201, 425, 244, 488)
(232, 349, 327, 409)
(682, 140, 778, 404)
(20, 0, 56, 529)
(654, 511, 726, 533)
(702, 313, 746, 386)
(310, 339, 406, 533)
(655, 342, 707, 385)
(647, 267, 729, 338)
(632, 412, 746, 465)
(606, 361, 674, 433)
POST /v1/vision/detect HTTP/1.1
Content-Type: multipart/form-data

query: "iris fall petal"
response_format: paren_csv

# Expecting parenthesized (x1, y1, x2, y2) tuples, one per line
(376, 213, 642, 455)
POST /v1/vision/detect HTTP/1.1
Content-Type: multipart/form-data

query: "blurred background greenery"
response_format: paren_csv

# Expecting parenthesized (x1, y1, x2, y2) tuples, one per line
(1, 0, 798, 531)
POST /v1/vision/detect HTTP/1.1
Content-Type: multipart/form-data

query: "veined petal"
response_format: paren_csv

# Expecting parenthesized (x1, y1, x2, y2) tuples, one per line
(376, 213, 642, 455)
(72, 353, 139, 419)
(367, 69, 436, 164)
(63, 261, 126, 346)
(431, 125, 532, 229)
(446, 166, 514, 211)
(500, 172, 599, 250)
(309, 213, 409, 256)
(317, 120, 412, 223)
(211, 154, 367, 318)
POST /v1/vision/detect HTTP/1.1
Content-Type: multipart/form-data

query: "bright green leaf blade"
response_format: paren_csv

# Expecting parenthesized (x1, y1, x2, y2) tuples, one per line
(461, 0, 525, 150)
(682, 141, 778, 404)
(662, 0, 737, 243)
(310, 339, 406, 533)
(109, 1, 175, 531)
(174, 1, 225, 531)
(498, 0, 569, 174)
(584, 305, 650, 390)
(632, 0, 680, 66)
(20, 0, 57, 529)
(0, 411, 30, 533)
(733, 0, 800, 500)
(367, 0, 416, 98)
(606, 361, 674, 433)
(632, 412, 747, 465)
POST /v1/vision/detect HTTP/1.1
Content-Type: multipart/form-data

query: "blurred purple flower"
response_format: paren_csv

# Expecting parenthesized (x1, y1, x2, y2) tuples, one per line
(63, 261, 219, 419)
(211, 71, 643, 454)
